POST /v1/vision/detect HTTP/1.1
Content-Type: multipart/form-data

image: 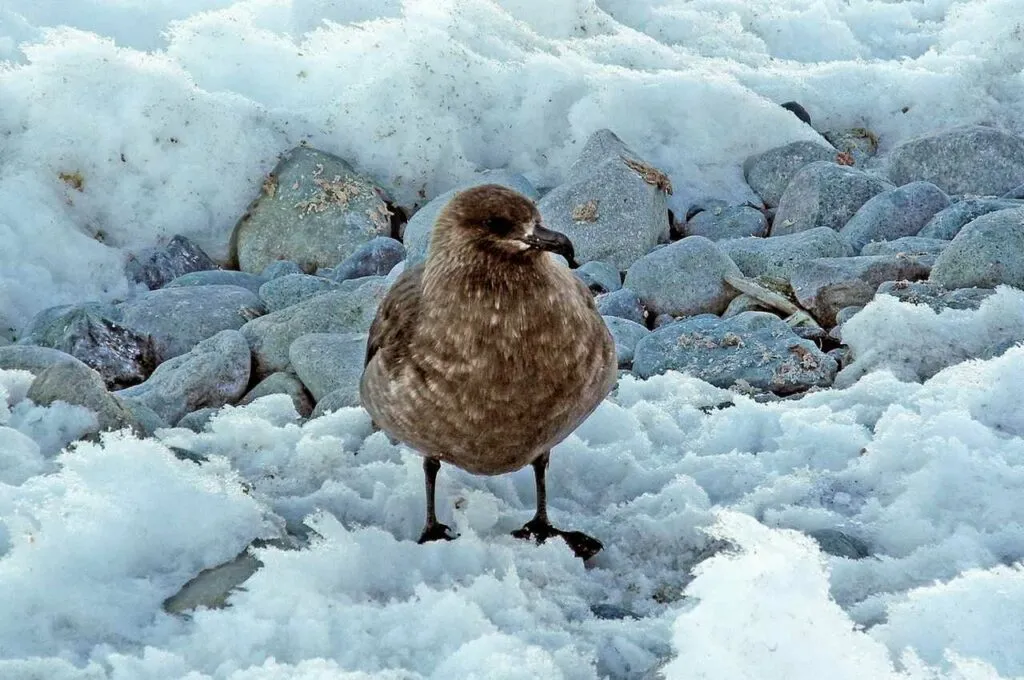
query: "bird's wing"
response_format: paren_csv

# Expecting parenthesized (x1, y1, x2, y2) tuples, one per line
(364, 264, 425, 368)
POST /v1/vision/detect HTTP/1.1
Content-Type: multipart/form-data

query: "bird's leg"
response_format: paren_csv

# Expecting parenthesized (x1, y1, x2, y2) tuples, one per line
(512, 451, 603, 560)
(417, 457, 457, 543)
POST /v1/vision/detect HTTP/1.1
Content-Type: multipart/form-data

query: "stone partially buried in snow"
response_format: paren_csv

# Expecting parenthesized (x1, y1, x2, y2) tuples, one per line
(791, 255, 933, 326)
(258, 274, 343, 313)
(0, 345, 88, 375)
(241, 278, 387, 377)
(719, 227, 851, 280)
(929, 207, 1024, 289)
(403, 170, 539, 265)
(115, 330, 251, 426)
(231, 146, 393, 274)
(602, 316, 649, 368)
(596, 288, 647, 325)
(124, 235, 219, 290)
(887, 125, 1024, 196)
(239, 371, 314, 418)
(539, 129, 671, 270)
(685, 204, 768, 241)
(772, 162, 894, 236)
(876, 280, 995, 313)
(118, 285, 265, 363)
(632, 312, 837, 394)
(623, 236, 741, 317)
(330, 237, 405, 283)
(918, 198, 1024, 240)
(839, 181, 950, 253)
(311, 387, 361, 418)
(288, 332, 367, 402)
(822, 127, 880, 167)
(26, 360, 141, 435)
(743, 141, 837, 208)
(165, 270, 268, 295)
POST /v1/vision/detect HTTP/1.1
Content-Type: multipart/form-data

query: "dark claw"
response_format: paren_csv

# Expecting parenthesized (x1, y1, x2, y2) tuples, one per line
(417, 522, 457, 544)
(512, 518, 603, 560)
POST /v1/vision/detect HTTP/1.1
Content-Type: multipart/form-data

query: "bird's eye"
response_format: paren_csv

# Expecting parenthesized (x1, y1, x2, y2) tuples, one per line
(483, 216, 515, 236)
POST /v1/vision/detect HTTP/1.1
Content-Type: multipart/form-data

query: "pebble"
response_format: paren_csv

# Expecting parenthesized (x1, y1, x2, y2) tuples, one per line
(574, 260, 622, 294)
(772, 161, 894, 236)
(116, 330, 251, 425)
(623, 236, 741, 317)
(125, 235, 219, 290)
(918, 198, 1024, 240)
(928, 207, 1024, 289)
(685, 203, 768, 240)
(165, 270, 268, 295)
(239, 371, 314, 418)
(330, 236, 406, 283)
(258, 274, 343, 313)
(719, 227, 851, 279)
(887, 125, 1024, 196)
(876, 280, 995, 312)
(26, 361, 141, 435)
(632, 312, 837, 394)
(231, 146, 393, 274)
(118, 285, 265, 363)
(288, 333, 367, 402)
(742, 141, 837, 208)
(602, 316, 650, 368)
(839, 181, 950, 253)
(780, 101, 811, 125)
(595, 288, 647, 326)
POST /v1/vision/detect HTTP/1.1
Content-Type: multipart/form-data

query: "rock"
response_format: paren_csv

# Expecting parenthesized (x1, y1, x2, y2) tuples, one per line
(261, 260, 304, 279)
(239, 371, 314, 418)
(330, 236, 405, 282)
(653, 314, 676, 329)
(165, 270, 268, 295)
(120, 398, 168, 437)
(595, 288, 647, 325)
(310, 387, 362, 418)
(538, 130, 671, 270)
(721, 294, 769, 318)
(590, 603, 640, 620)
(839, 181, 950, 253)
(791, 255, 932, 326)
(861, 237, 950, 259)
(125, 235, 219, 290)
(231, 146, 393, 274)
(176, 407, 219, 432)
(719, 227, 851, 279)
(875, 280, 995, 312)
(834, 306, 864, 326)
(772, 162, 894, 236)
(404, 170, 539, 265)
(827, 346, 853, 370)
(241, 279, 386, 377)
(18, 304, 156, 389)
(685, 204, 768, 241)
(928, 207, 1024, 289)
(780, 101, 811, 126)
(118, 285, 265, 363)
(288, 333, 367, 402)
(808, 529, 870, 559)
(574, 260, 621, 294)
(887, 125, 1024, 196)
(26, 361, 140, 434)
(115, 330, 251, 425)
(603, 316, 649, 368)
(742, 141, 837, 208)
(623, 237, 741, 317)
(918, 198, 1024, 240)
(163, 548, 262, 614)
(822, 127, 880, 166)
(1004, 183, 1024, 199)
(258, 274, 343, 312)
(632, 312, 837, 394)
(0, 345, 86, 375)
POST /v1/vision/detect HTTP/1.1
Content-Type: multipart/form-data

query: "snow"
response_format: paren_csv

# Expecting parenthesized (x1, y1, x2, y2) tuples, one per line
(1, 1, 1024, 678)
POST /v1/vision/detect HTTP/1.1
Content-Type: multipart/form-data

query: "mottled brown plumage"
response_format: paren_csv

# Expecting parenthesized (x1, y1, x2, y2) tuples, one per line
(360, 184, 617, 558)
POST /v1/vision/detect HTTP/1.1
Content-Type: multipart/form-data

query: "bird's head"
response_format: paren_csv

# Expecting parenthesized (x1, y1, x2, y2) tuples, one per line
(431, 184, 579, 268)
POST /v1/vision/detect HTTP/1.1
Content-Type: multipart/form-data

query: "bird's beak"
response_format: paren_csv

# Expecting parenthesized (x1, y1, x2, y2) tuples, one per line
(521, 224, 580, 268)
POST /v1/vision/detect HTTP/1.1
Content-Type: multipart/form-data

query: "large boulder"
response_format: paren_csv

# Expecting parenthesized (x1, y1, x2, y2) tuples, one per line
(918, 198, 1024, 240)
(685, 203, 768, 241)
(929, 207, 1024, 289)
(838, 181, 950, 253)
(288, 333, 367, 402)
(887, 126, 1024, 196)
(719, 227, 851, 280)
(26, 361, 141, 434)
(772, 162, 894, 236)
(258, 274, 343, 313)
(330, 237, 406, 283)
(743, 141, 837, 208)
(623, 237, 741, 317)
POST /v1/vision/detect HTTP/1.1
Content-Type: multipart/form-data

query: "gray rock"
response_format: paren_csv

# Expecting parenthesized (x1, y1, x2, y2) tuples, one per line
(773, 162, 894, 236)
(861, 237, 950, 258)
(119, 285, 265, 362)
(603, 316, 650, 368)
(258, 274, 343, 313)
(120, 398, 168, 437)
(827, 346, 853, 370)
(1004, 182, 1024, 199)
(231, 146, 393, 274)
(834, 306, 864, 326)
(18, 304, 156, 389)
(539, 139, 671, 269)
(176, 407, 219, 432)
(125, 235, 219, 290)
(929, 207, 1024, 289)
(781, 101, 812, 126)
(595, 288, 647, 325)
(791, 255, 932, 326)
(839, 181, 950, 253)
(574, 260, 621, 294)
(808, 529, 870, 559)
(876, 280, 995, 312)
(686, 204, 768, 240)
(719, 227, 851, 279)
(918, 198, 1024, 240)
(260, 260, 304, 279)
(165, 270, 268, 295)
(310, 387, 362, 418)
(0, 345, 86, 375)
(239, 371, 314, 418)
(721, 294, 769, 318)
(822, 128, 880, 166)
(623, 237, 741, 317)
(116, 330, 251, 425)
(632, 312, 837, 394)
(887, 125, 1024, 196)
(404, 170, 539, 265)
(163, 548, 262, 614)
(288, 333, 367, 402)
(590, 603, 640, 620)
(241, 279, 386, 377)
(743, 141, 838, 208)
(26, 361, 140, 434)
(330, 236, 405, 282)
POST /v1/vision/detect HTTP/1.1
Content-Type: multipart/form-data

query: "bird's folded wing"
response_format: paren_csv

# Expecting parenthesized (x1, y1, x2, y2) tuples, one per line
(364, 264, 425, 368)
